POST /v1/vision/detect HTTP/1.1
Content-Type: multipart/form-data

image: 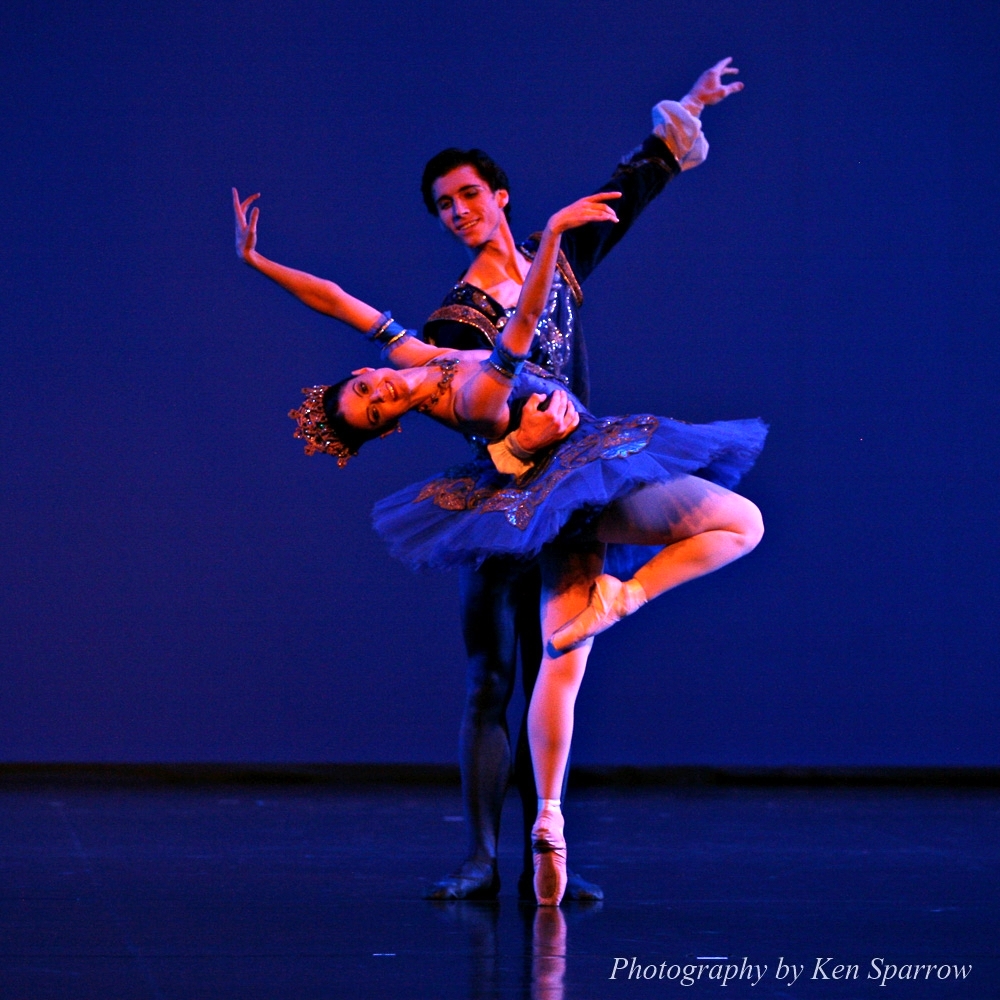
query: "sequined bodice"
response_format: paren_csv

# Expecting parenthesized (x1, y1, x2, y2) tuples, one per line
(448, 270, 576, 385)
(423, 239, 585, 401)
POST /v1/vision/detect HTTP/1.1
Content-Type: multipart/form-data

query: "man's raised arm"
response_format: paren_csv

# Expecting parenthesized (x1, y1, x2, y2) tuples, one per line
(557, 57, 743, 284)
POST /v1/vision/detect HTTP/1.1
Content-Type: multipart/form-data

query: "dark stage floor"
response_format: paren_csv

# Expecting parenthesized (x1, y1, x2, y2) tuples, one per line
(2, 780, 998, 999)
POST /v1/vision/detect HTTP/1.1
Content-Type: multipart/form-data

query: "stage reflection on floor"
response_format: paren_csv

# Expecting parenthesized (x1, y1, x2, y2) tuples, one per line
(2, 782, 997, 998)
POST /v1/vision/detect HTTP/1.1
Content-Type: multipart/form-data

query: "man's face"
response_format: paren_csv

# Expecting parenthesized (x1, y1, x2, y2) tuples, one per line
(431, 165, 509, 249)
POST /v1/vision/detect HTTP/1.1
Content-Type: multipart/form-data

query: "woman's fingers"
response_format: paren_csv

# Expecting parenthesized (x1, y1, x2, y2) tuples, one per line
(549, 191, 621, 233)
(583, 192, 621, 214)
(577, 201, 619, 222)
(233, 188, 260, 219)
(233, 188, 261, 230)
(571, 193, 620, 220)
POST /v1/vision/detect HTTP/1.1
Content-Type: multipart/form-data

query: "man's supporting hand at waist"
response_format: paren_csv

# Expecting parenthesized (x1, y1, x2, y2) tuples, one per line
(489, 390, 580, 476)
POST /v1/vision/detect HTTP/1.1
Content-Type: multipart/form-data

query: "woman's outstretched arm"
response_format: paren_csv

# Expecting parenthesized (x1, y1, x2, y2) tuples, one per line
(234, 188, 381, 329)
(499, 192, 621, 357)
(233, 188, 443, 368)
(455, 193, 620, 431)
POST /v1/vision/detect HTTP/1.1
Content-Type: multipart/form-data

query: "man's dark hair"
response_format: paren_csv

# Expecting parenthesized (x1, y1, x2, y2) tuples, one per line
(322, 379, 398, 458)
(420, 148, 511, 220)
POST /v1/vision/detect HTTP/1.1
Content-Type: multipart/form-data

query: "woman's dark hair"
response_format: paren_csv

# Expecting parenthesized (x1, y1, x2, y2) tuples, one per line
(420, 148, 511, 220)
(322, 378, 398, 457)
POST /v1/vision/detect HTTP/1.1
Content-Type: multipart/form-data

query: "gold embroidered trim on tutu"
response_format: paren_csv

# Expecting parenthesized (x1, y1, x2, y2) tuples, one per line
(413, 414, 659, 530)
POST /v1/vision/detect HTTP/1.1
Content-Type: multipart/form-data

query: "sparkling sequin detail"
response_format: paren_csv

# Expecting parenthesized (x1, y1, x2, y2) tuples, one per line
(422, 245, 583, 382)
(535, 272, 573, 376)
(416, 357, 459, 415)
(289, 385, 355, 466)
(516, 241, 581, 382)
(413, 414, 659, 529)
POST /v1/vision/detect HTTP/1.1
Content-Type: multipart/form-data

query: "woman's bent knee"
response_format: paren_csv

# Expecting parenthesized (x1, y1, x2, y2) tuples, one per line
(737, 497, 764, 552)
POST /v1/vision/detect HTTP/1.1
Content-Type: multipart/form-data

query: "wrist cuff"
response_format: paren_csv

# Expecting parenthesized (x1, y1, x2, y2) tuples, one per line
(506, 431, 535, 461)
(365, 311, 410, 351)
(651, 99, 709, 171)
(487, 436, 534, 476)
(487, 341, 530, 379)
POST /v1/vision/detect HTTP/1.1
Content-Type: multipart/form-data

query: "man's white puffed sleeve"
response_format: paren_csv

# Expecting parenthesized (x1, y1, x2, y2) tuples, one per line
(651, 100, 708, 171)
(487, 435, 534, 477)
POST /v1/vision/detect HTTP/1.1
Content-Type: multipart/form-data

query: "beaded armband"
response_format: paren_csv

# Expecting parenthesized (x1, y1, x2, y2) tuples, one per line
(365, 311, 411, 355)
(488, 341, 530, 379)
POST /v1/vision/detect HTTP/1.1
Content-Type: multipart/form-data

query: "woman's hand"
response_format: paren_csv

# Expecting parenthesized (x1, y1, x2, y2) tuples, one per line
(233, 187, 260, 262)
(545, 191, 622, 237)
(682, 57, 743, 114)
(503, 194, 620, 360)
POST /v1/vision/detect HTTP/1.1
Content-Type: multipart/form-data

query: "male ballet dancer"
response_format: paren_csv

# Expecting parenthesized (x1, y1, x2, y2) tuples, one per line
(418, 59, 743, 901)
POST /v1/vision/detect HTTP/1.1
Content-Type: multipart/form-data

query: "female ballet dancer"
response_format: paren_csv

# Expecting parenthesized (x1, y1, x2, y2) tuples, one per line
(235, 188, 766, 904)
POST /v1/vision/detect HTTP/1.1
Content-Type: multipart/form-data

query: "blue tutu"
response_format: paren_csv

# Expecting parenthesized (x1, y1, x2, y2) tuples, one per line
(372, 370, 767, 572)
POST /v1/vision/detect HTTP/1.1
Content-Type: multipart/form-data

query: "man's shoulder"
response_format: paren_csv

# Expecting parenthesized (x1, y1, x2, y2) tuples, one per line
(518, 237, 583, 307)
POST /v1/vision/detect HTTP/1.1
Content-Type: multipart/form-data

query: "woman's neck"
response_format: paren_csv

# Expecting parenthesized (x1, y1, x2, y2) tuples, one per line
(400, 365, 440, 410)
(401, 358, 461, 417)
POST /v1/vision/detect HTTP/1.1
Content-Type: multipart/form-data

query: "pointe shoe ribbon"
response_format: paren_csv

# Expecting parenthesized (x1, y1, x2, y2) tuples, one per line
(532, 810, 568, 907)
(550, 575, 647, 653)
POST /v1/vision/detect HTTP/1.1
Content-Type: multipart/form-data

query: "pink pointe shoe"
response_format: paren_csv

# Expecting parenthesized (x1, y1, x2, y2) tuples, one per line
(532, 810, 567, 907)
(550, 574, 647, 653)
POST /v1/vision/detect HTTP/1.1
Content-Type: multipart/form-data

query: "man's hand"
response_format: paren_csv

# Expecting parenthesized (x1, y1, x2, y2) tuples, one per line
(233, 187, 260, 262)
(513, 390, 580, 453)
(682, 57, 743, 115)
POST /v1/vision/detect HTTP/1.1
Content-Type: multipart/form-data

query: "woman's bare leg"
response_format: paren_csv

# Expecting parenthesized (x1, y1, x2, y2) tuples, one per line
(551, 476, 763, 650)
(603, 476, 764, 597)
(526, 477, 763, 901)
(527, 543, 603, 904)
(529, 545, 602, 798)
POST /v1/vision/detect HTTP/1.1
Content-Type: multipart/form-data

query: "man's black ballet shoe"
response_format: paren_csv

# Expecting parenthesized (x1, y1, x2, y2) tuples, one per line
(517, 868, 604, 902)
(566, 869, 605, 902)
(424, 860, 500, 900)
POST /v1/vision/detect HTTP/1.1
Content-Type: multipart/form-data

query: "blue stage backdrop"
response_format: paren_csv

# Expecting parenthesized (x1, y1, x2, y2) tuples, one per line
(1, 1, 997, 765)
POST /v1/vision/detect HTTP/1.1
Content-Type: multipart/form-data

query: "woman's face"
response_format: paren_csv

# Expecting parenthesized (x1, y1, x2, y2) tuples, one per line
(337, 367, 410, 430)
